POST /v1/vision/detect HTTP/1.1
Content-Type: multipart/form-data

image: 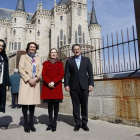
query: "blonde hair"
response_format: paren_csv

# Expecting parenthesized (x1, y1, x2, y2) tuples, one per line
(47, 48, 59, 60)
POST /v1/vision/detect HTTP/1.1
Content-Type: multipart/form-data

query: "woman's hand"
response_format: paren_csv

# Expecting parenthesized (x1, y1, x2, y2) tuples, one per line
(6, 86, 9, 91)
(48, 82, 55, 88)
(29, 78, 37, 87)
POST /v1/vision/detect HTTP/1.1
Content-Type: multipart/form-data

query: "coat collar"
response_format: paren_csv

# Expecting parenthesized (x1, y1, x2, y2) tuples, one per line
(25, 54, 39, 64)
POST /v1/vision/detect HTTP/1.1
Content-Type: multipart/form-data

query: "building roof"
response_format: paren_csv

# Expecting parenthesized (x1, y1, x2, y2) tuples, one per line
(0, 8, 13, 20)
(90, 1, 98, 24)
(0, 8, 33, 22)
(58, 0, 69, 5)
(16, 0, 25, 11)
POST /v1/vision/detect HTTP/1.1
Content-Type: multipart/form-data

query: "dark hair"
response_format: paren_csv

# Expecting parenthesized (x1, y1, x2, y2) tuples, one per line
(26, 42, 38, 53)
(72, 44, 81, 51)
(0, 39, 6, 55)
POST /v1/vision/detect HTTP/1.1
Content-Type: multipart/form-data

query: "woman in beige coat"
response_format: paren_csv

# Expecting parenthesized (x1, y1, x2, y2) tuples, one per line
(18, 42, 42, 133)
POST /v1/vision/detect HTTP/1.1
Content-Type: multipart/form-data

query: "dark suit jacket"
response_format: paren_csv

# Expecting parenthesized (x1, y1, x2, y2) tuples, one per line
(64, 56, 94, 90)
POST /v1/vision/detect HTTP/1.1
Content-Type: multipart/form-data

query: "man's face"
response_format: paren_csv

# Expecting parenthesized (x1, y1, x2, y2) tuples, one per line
(72, 46, 81, 57)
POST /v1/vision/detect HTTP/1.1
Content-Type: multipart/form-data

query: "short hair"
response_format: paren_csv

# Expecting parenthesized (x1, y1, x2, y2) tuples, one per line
(72, 44, 81, 51)
(26, 42, 38, 53)
(0, 39, 6, 54)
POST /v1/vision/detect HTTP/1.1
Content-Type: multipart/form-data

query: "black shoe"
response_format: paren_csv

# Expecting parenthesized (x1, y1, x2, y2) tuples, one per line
(24, 128, 30, 133)
(16, 105, 21, 108)
(82, 125, 89, 131)
(30, 126, 36, 132)
(51, 127, 56, 132)
(74, 125, 80, 131)
(11, 106, 16, 108)
(46, 125, 52, 131)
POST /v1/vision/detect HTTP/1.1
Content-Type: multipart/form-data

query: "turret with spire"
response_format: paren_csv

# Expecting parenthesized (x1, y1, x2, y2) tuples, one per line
(90, 1, 98, 25)
(16, 0, 25, 11)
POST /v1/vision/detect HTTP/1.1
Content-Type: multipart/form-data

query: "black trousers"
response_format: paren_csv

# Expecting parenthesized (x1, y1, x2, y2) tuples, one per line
(70, 82, 89, 126)
(12, 93, 19, 107)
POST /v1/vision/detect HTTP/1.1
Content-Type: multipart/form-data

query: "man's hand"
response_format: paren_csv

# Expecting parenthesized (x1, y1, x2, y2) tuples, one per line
(89, 85, 93, 92)
(65, 86, 70, 92)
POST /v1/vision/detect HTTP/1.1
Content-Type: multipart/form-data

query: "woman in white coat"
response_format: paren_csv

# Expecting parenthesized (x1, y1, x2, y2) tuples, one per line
(18, 42, 42, 133)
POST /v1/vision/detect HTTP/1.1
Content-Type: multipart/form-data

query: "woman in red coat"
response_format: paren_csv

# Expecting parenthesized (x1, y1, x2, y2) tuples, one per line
(41, 48, 64, 132)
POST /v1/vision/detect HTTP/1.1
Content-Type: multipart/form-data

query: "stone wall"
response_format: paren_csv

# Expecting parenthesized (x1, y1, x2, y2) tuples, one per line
(59, 77, 140, 126)
(7, 76, 140, 126)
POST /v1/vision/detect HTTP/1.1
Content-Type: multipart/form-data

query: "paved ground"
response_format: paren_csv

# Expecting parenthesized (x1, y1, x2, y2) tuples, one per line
(0, 102, 140, 140)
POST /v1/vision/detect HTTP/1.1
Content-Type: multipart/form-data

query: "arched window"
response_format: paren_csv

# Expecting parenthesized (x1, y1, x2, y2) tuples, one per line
(60, 29, 63, 40)
(75, 31, 77, 43)
(79, 37, 82, 44)
(30, 30, 32, 34)
(83, 32, 85, 44)
(57, 36, 59, 49)
(12, 42, 13, 50)
(78, 25, 82, 36)
(60, 16, 63, 21)
(60, 41, 63, 47)
(38, 19, 40, 24)
(13, 29, 16, 35)
(9, 42, 11, 51)
(14, 18, 16, 23)
(14, 42, 17, 50)
(37, 30, 40, 36)
(64, 35, 66, 45)
(18, 42, 21, 50)
(77, 7, 81, 16)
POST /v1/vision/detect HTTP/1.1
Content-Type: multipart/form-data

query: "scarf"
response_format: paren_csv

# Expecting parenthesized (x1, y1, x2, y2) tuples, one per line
(49, 58, 58, 64)
(28, 52, 36, 78)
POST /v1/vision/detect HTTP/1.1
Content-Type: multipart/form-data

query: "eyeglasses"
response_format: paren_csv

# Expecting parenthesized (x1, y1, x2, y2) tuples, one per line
(0, 45, 4, 47)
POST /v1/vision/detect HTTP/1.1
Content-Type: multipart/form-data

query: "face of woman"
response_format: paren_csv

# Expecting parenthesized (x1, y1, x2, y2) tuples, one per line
(50, 49, 57, 59)
(29, 44, 36, 54)
(0, 41, 4, 53)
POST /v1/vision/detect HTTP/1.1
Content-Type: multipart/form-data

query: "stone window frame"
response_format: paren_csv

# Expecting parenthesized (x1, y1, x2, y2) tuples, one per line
(64, 35, 66, 45)
(60, 29, 63, 40)
(79, 37, 82, 44)
(37, 30, 40, 36)
(38, 19, 40, 24)
(30, 30, 32, 34)
(60, 16, 63, 21)
(78, 25, 82, 36)
(75, 31, 78, 43)
(83, 31, 85, 44)
(13, 29, 16, 35)
(38, 44, 39, 50)
(18, 42, 21, 50)
(57, 36, 59, 49)
(14, 18, 16, 23)
(14, 42, 17, 50)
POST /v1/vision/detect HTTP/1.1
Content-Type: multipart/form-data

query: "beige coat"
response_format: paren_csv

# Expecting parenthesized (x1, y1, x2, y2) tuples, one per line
(18, 54, 42, 105)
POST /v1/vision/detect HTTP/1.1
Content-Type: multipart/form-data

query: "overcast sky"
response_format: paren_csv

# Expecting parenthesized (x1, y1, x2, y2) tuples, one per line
(0, 0, 136, 37)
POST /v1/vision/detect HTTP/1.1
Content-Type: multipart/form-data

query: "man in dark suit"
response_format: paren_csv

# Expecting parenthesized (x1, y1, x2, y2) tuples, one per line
(64, 44, 94, 131)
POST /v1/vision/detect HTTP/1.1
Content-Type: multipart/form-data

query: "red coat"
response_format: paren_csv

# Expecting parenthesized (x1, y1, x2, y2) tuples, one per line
(41, 60, 64, 99)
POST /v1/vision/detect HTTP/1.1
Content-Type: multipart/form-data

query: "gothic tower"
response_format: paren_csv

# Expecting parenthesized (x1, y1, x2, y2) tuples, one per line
(11, 0, 28, 52)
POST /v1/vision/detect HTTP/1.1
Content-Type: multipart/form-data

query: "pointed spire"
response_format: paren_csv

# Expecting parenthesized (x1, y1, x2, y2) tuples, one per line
(16, 0, 25, 11)
(90, 1, 98, 24)
(40, 1, 43, 10)
(37, 2, 40, 10)
(54, 0, 57, 6)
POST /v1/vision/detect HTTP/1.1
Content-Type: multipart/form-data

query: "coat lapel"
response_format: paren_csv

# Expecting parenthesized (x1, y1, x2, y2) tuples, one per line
(25, 54, 32, 64)
(72, 56, 78, 70)
(79, 56, 83, 71)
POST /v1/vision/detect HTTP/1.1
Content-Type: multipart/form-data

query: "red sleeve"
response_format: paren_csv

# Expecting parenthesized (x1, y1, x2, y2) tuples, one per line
(42, 63, 52, 84)
(53, 63, 64, 84)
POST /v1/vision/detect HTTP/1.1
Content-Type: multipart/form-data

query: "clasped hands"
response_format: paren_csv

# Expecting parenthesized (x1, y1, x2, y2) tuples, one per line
(48, 82, 55, 88)
(29, 77, 38, 87)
